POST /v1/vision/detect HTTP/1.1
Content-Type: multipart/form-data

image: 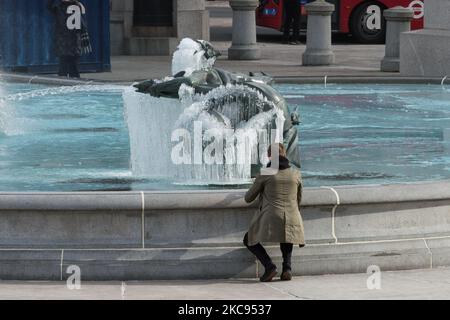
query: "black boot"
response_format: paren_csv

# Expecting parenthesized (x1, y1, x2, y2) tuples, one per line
(280, 269, 292, 281)
(244, 233, 278, 282)
(260, 263, 278, 282)
(280, 243, 293, 281)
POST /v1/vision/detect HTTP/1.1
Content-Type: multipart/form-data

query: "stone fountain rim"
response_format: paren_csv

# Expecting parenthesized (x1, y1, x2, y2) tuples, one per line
(0, 179, 450, 210)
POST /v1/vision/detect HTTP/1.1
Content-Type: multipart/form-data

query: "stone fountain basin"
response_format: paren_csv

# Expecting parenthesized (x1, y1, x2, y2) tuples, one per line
(1, 73, 450, 280)
(0, 180, 449, 280)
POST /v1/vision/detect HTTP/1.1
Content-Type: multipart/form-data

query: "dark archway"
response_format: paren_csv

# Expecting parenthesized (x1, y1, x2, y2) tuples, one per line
(133, 0, 173, 27)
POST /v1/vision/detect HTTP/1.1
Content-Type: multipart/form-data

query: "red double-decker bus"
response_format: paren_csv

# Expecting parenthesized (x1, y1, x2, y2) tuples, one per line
(256, 0, 425, 43)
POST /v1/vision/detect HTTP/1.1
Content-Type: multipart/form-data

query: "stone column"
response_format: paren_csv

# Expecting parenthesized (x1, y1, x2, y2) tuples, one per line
(400, 0, 450, 76)
(302, 0, 335, 66)
(228, 0, 260, 60)
(123, 0, 134, 40)
(109, 0, 134, 55)
(177, 0, 210, 41)
(381, 7, 413, 72)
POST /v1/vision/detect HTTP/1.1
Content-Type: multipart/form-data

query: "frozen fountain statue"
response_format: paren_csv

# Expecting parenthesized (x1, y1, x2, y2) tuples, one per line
(123, 38, 301, 184)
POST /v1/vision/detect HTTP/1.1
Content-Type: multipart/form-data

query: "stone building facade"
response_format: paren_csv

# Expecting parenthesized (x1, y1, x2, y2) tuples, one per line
(110, 0, 209, 55)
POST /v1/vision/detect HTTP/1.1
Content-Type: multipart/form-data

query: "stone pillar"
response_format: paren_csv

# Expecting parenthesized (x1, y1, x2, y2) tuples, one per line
(302, 0, 335, 66)
(176, 0, 210, 41)
(400, 0, 450, 76)
(123, 0, 134, 41)
(228, 0, 260, 60)
(110, 0, 134, 55)
(381, 7, 413, 72)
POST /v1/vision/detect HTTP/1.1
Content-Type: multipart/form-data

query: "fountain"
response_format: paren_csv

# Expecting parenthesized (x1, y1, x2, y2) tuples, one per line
(2, 40, 450, 281)
(123, 38, 301, 183)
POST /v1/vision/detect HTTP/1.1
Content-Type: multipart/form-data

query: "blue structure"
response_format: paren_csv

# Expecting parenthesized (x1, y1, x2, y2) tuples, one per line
(0, 0, 110, 73)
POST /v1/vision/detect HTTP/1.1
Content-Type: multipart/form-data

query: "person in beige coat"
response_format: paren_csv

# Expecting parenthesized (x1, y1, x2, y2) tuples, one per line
(244, 143, 305, 282)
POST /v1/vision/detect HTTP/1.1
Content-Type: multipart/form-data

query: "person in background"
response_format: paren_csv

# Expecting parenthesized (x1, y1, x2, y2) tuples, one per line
(243, 143, 305, 282)
(283, 0, 302, 45)
(47, 0, 92, 78)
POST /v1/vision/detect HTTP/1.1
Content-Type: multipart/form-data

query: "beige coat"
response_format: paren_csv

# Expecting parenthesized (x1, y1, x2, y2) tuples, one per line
(245, 168, 305, 247)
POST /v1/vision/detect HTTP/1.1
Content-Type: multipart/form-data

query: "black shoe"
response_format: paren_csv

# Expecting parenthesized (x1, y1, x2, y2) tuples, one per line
(280, 269, 292, 281)
(260, 265, 278, 282)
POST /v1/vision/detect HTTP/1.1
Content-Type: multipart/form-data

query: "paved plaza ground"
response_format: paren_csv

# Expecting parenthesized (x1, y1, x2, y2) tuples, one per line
(1, 267, 449, 300)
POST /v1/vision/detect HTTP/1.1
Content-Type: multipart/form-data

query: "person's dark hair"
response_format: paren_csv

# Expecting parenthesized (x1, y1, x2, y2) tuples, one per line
(267, 143, 286, 158)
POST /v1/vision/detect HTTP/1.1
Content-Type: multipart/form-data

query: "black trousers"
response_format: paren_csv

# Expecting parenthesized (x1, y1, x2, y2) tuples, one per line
(243, 233, 293, 271)
(58, 55, 80, 78)
(283, 0, 301, 41)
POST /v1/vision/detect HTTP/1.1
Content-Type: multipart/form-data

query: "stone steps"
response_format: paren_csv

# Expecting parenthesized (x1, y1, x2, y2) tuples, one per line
(125, 37, 179, 56)
(1, 182, 450, 280)
(1, 236, 449, 280)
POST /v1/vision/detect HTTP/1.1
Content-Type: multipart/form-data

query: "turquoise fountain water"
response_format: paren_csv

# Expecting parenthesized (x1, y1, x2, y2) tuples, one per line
(1, 81, 450, 191)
